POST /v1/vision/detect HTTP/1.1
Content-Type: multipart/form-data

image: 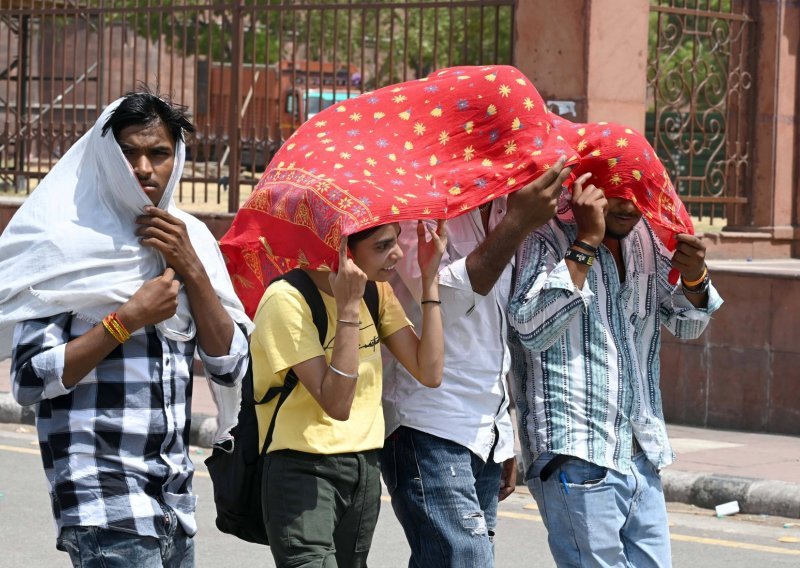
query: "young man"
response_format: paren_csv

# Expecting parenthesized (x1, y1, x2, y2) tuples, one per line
(381, 157, 572, 567)
(0, 92, 252, 567)
(508, 124, 723, 567)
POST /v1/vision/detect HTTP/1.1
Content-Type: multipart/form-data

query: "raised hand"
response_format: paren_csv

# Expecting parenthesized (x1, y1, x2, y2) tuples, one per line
(328, 236, 368, 315)
(672, 234, 706, 283)
(118, 268, 181, 331)
(417, 220, 448, 282)
(571, 173, 607, 247)
(136, 206, 203, 279)
(507, 156, 573, 232)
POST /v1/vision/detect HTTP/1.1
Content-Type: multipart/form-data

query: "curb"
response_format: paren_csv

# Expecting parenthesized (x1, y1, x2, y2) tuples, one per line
(514, 451, 800, 519)
(0, 392, 35, 426)
(661, 469, 800, 519)
(0, 392, 218, 448)
(3, 393, 798, 519)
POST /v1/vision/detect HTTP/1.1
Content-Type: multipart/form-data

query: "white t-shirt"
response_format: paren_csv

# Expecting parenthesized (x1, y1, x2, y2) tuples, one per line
(382, 200, 515, 463)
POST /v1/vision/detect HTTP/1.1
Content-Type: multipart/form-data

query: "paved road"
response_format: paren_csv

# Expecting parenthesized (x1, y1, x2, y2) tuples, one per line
(1, 423, 799, 567)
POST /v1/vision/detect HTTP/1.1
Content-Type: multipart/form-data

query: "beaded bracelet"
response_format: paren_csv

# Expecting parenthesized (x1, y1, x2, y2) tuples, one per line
(682, 281, 710, 294)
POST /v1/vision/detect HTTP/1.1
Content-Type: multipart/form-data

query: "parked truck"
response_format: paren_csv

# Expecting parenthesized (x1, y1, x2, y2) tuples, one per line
(194, 59, 360, 170)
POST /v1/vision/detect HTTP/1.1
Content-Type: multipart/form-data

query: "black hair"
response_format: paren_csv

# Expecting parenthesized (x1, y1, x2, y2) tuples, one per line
(347, 226, 382, 250)
(101, 89, 195, 144)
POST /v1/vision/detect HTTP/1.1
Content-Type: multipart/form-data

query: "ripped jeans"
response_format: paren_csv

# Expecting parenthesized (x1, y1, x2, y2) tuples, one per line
(381, 427, 501, 568)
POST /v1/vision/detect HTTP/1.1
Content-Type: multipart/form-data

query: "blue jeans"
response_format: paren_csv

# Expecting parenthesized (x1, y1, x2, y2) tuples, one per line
(526, 452, 671, 568)
(57, 510, 194, 568)
(380, 426, 502, 568)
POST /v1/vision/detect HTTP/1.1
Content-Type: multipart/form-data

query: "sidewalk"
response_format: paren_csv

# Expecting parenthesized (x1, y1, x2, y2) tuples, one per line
(1, 358, 799, 518)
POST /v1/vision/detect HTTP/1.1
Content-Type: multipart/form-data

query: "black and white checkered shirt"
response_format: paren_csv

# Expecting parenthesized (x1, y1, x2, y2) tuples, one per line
(11, 313, 248, 539)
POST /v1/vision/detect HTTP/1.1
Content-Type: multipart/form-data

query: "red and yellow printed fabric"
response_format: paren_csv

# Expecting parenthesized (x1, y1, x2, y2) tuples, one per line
(553, 119, 694, 283)
(221, 64, 578, 317)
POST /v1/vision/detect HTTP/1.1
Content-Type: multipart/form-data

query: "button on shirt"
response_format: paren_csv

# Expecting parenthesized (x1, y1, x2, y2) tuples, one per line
(508, 219, 722, 473)
(11, 313, 249, 539)
(382, 202, 515, 463)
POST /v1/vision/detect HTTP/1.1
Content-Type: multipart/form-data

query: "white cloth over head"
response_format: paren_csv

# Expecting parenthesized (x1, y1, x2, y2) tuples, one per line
(0, 97, 253, 442)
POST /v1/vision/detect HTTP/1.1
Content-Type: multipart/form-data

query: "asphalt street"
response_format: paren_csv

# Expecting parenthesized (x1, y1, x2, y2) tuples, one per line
(1, 423, 799, 567)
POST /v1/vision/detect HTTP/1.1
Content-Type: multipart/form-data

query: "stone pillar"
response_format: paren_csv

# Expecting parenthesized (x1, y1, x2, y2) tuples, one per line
(730, 0, 799, 249)
(515, 0, 650, 132)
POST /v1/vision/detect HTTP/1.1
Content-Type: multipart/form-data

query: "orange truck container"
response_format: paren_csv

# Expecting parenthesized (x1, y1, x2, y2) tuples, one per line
(195, 59, 360, 169)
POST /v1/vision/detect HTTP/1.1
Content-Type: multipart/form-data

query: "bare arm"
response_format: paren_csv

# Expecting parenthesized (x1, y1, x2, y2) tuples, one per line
(289, 238, 367, 421)
(564, 173, 606, 288)
(383, 220, 447, 387)
(466, 157, 572, 295)
(672, 234, 709, 309)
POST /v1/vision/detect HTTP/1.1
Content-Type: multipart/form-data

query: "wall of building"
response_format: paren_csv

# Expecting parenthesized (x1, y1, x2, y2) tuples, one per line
(661, 264, 800, 435)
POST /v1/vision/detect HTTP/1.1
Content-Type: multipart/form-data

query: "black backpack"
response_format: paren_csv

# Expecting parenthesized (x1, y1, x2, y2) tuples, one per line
(205, 268, 380, 545)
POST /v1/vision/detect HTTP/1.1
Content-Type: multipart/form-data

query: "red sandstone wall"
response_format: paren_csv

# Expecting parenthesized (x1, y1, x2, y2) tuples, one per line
(660, 271, 800, 435)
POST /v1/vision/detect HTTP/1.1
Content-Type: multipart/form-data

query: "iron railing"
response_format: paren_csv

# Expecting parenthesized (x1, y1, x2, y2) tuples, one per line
(0, 0, 515, 213)
(646, 0, 755, 227)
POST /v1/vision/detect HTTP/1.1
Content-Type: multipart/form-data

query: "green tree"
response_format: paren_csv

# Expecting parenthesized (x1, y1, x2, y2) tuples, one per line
(117, 0, 512, 87)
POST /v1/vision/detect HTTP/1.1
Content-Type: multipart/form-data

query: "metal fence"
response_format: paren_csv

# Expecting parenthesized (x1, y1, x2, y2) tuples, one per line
(0, 0, 515, 213)
(646, 0, 755, 226)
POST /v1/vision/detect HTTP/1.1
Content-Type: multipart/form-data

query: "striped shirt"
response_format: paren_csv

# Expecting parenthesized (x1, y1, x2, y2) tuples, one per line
(11, 313, 249, 539)
(508, 219, 722, 474)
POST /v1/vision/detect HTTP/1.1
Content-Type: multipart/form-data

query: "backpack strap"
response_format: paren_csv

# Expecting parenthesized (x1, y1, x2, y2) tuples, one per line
(278, 269, 329, 344)
(256, 269, 329, 456)
(257, 270, 381, 456)
(275, 269, 379, 338)
(363, 280, 380, 337)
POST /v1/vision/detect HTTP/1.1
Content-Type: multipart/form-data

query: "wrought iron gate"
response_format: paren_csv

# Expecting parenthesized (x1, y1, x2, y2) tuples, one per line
(1, 0, 515, 213)
(647, 0, 755, 226)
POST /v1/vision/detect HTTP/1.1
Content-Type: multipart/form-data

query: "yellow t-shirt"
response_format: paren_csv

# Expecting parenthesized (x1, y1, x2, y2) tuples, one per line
(252, 279, 411, 454)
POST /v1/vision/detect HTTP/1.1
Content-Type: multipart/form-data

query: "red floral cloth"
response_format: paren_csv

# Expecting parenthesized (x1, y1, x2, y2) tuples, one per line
(552, 120, 693, 283)
(221, 65, 578, 317)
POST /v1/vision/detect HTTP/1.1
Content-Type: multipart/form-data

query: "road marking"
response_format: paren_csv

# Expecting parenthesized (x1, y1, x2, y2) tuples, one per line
(499, 511, 542, 522)
(0, 443, 38, 455)
(3, 444, 799, 557)
(383, 493, 800, 556)
(670, 534, 800, 556)
(383, 495, 544, 523)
